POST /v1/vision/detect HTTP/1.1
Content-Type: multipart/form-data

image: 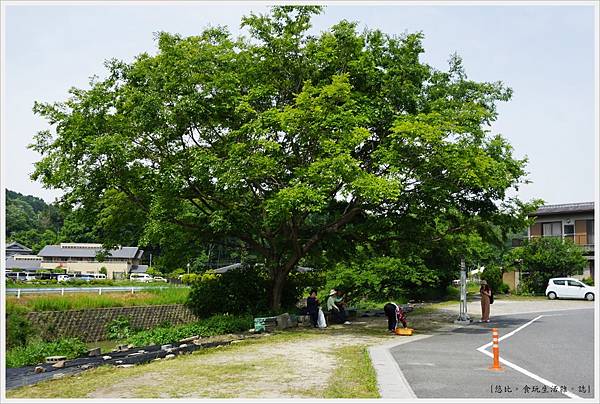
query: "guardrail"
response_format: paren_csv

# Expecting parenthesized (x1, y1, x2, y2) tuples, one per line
(6, 286, 174, 298)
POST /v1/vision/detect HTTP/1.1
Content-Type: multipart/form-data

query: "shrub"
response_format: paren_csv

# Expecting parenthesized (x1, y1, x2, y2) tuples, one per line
(514, 282, 535, 296)
(106, 315, 134, 340)
(126, 314, 253, 346)
(6, 309, 34, 349)
(186, 266, 305, 317)
(6, 338, 88, 368)
(181, 273, 200, 284)
(498, 282, 510, 294)
(581, 277, 594, 286)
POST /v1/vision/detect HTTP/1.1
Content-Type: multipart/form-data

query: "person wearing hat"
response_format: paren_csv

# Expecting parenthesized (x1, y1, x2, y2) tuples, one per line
(479, 280, 492, 323)
(327, 288, 350, 325)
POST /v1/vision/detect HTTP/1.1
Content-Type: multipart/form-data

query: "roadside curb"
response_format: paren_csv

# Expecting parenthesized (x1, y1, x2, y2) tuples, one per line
(369, 334, 432, 399)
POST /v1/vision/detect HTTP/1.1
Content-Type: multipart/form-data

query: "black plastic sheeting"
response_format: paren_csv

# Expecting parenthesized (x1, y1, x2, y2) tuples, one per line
(6, 336, 253, 390)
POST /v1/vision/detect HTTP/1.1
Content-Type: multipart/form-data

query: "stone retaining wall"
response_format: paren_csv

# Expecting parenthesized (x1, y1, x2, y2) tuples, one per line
(25, 304, 197, 342)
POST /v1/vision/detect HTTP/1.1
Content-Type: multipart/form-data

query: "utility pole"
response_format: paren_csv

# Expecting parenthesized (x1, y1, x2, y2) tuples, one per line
(187, 262, 190, 275)
(454, 257, 472, 325)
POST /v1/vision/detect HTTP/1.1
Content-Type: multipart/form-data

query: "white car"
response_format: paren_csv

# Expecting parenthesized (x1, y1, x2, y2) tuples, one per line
(152, 276, 168, 283)
(545, 278, 595, 301)
(130, 273, 153, 283)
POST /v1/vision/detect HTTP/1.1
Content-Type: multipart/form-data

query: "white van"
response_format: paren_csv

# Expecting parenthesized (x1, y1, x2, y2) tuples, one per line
(130, 273, 153, 283)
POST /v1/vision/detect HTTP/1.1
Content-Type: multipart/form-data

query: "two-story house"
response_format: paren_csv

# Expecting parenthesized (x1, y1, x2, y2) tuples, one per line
(504, 202, 595, 291)
(528, 202, 594, 280)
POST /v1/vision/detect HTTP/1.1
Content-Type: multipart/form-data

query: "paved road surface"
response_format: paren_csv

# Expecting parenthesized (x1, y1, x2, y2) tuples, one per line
(391, 308, 595, 399)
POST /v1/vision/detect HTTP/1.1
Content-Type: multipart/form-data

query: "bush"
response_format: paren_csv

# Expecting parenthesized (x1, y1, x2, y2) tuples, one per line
(181, 273, 200, 284)
(6, 338, 88, 368)
(186, 266, 306, 317)
(498, 282, 510, 294)
(106, 315, 134, 340)
(581, 277, 594, 286)
(514, 282, 535, 296)
(126, 314, 253, 346)
(6, 309, 34, 349)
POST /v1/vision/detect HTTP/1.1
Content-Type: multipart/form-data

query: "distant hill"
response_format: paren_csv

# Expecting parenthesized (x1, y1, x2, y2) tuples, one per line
(5, 189, 64, 251)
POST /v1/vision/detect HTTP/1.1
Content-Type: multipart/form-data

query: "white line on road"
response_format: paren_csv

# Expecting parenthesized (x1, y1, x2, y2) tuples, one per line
(476, 314, 582, 399)
(477, 315, 544, 351)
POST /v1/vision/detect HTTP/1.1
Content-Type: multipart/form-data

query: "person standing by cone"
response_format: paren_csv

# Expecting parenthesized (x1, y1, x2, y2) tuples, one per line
(480, 280, 492, 323)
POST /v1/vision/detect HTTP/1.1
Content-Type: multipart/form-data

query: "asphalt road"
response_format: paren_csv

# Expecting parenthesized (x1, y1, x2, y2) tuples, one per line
(391, 308, 595, 399)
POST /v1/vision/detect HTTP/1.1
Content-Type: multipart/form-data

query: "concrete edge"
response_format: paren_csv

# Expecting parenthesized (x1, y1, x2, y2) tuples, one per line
(368, 334, 432, 399)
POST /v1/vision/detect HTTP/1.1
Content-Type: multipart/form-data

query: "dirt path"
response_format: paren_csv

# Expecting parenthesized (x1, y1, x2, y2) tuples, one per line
(88, 324, 389, 399)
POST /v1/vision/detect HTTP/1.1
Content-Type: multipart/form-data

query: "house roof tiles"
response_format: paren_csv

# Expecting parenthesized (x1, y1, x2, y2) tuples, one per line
(38, 244, 142, 259)
(531, 202, 594, 217)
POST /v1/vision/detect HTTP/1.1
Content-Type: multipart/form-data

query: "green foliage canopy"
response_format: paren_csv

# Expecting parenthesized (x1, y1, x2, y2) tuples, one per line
(30, 6, 535, 308)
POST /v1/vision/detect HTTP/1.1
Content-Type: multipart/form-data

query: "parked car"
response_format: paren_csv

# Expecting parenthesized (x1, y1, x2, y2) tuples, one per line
(545, 278, 595, 301)
(152, 276, 168, 283)
(130, 273, 153, 283)
(56, 274, 71, 282)
(70, 274, 95, 282)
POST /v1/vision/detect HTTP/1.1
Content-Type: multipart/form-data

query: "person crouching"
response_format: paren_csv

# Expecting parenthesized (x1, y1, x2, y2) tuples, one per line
(384, 302, 407, 332)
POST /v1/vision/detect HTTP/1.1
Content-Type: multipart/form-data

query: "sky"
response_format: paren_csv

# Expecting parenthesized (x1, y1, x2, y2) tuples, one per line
(2, 2, 597, 205)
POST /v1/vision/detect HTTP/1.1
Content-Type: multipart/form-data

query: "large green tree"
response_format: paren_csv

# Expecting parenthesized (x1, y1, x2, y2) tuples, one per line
(31, 6, 535, 309)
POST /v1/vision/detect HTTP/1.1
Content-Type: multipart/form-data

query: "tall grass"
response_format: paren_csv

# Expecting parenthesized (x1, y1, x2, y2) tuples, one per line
(6, 288, 189, 312)
(6, 338, 88, 368)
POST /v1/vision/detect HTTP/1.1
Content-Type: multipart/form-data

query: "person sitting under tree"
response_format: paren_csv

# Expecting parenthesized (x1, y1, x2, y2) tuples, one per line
(327, 289, 351, 325)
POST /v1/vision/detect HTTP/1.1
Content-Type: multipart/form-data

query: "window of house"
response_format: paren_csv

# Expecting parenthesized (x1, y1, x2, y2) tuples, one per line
(564, 224, 574, 235)
(587, 220, 594, 244)
(563, 224, 575, 241)
(542, 222, 562, 237)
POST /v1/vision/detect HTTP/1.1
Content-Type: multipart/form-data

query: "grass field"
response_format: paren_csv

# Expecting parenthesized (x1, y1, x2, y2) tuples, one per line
(6, 287, 190, 312)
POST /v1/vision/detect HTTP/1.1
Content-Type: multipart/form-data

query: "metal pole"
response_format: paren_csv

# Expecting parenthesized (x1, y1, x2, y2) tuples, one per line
(187, 262, 190, 274)
(455, 257, 472, 324)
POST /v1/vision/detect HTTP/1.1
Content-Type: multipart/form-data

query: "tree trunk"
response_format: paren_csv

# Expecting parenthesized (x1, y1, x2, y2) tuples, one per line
(270, 269, 288, 310)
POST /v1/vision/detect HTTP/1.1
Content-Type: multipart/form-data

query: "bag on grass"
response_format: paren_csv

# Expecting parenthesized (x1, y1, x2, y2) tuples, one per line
(317, 307, 327, 328)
